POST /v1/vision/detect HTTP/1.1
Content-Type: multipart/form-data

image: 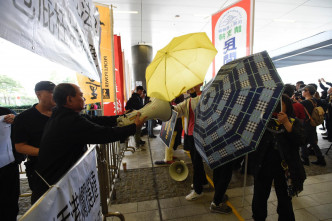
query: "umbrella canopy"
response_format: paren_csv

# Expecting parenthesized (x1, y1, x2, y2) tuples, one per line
(146, 32, 217, 101)
(194, 51, 284, 169)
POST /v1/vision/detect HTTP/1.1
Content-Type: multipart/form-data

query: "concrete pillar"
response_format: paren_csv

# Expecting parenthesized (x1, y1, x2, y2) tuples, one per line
(131, 44, 153, 90)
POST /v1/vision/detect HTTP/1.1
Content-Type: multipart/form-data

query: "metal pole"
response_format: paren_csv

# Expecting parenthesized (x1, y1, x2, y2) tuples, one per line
(242, 0, 255, 207)
(110, 5, 118, 115)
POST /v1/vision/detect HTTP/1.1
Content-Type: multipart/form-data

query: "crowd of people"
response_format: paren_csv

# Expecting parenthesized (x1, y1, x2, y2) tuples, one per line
(0, 78, 331, 220)
(177, 78, 331, 220)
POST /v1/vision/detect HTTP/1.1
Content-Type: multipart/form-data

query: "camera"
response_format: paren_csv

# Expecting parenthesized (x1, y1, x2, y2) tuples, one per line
(294, 90, 303, 101)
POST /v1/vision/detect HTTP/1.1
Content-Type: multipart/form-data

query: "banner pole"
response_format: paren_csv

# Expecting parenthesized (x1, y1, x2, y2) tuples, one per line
(242, 0, 255, 207)
(99, 11, 104, 116)
(101, 79, 104, 116)
(250, 0, 255, 55)
(109, 5, 118, 115)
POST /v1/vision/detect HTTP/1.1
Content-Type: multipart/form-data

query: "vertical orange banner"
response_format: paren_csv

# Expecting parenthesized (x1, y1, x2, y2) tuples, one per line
(76, 73, 102, 104)
(96, 5, 115, 102)
(212, 0, 254, 77)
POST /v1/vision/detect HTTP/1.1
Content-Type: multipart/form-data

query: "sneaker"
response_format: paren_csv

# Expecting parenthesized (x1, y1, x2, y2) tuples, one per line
(191, 183, 209, 189)
(210, 202, 232, 214)
(135, 147, 145, 152)
(185, 190, 203, 201)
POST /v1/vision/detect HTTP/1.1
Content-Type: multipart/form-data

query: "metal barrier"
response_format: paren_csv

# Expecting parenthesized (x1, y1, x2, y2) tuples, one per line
(96, 140, 133, 221)
(17, 135, 134, 220)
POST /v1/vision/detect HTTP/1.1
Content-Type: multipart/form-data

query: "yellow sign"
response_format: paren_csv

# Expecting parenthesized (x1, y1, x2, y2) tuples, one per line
(96, 5, 115, 102)
(76, 73, 102, 104)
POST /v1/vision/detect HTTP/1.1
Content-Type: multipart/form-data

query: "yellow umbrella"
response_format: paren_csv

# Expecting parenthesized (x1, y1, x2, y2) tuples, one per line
(146, 32, 218, 101)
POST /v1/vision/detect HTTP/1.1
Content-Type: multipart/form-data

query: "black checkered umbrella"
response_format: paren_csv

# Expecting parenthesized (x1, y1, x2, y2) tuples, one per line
(193, 51, 284, 169)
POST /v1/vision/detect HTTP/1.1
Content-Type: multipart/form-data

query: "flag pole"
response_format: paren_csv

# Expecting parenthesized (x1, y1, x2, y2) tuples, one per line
(110, 5, 118, 115)
(242, 0, 255, 207)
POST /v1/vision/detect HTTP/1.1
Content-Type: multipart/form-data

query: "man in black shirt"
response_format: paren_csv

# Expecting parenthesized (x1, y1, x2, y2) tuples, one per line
(300, 85, 326, 166)
(34, 83, 145, 201)
(13, 81, 56, 204)
(125, 86, 144, 111)
(0, 107, 19, 221)
(125, 86, 146, 150)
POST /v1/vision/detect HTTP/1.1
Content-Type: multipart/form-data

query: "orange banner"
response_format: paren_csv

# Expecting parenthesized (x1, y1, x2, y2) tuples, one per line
(96, 5, 115, 102)
(76, 73, 102, 104)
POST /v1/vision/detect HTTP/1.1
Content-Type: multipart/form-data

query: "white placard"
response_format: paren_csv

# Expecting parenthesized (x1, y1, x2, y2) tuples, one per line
(20, 148, 102, 221)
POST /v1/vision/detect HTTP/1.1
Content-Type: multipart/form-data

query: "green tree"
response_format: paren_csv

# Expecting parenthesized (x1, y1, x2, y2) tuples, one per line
(0, 75, 22, 105)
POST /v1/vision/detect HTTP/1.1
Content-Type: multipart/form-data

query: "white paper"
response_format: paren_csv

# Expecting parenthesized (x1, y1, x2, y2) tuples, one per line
(0, 115, 15, 168)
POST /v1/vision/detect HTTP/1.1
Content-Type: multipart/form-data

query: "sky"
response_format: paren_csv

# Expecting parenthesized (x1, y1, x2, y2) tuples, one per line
(1, 37, 332, 98)
(0, 38, 77, 97)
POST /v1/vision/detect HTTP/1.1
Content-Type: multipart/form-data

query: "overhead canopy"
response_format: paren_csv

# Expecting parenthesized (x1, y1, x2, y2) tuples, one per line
(270, 30, 332, 68)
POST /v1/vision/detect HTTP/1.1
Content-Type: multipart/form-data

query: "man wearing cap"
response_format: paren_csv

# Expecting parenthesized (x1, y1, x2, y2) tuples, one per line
(13, 81, 56, 204)
(300, 85, 326, 166)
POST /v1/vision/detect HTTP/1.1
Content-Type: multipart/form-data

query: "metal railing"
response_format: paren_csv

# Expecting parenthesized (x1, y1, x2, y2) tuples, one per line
(96, 139, 134, 221)
(18, 139, 135, 220)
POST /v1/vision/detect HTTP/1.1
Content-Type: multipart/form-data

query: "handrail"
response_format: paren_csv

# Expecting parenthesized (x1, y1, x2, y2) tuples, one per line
(96, 141, 128, 221)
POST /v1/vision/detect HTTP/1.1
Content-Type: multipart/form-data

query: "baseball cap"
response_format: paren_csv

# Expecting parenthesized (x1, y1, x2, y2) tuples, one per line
(300, 85, 316, 95)
(34, 81, 56, 92)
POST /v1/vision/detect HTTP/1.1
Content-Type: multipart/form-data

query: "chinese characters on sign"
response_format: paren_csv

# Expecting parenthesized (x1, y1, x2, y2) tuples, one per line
(212, 0, 253, 77)
(20, 148, 101, 221)
(215, 8, 246, 66)
(54, 171, 99, 221)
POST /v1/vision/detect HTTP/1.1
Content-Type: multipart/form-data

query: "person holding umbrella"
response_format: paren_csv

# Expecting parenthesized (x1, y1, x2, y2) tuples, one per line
(252, 94, 306, 221)
(173, 84, 210, 200)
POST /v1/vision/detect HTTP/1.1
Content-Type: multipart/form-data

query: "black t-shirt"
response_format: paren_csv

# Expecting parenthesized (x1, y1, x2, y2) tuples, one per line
(36, 107, 136, 187)
(12, 104, 50, 163)
(125, 93, 143, 111)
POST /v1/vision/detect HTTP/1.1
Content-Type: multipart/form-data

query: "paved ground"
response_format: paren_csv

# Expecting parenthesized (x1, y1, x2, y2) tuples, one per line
(105, 127, 332, 221)
(18, 126, 332, 220)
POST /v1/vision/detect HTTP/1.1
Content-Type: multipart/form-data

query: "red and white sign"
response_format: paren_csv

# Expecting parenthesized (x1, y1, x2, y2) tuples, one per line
(212, 0, 254, 77)
(104, 35, 125, 116)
